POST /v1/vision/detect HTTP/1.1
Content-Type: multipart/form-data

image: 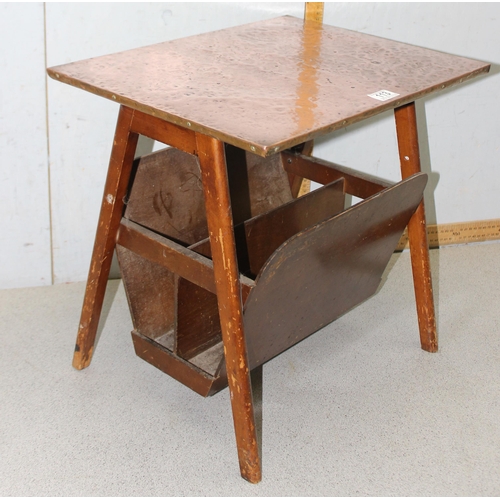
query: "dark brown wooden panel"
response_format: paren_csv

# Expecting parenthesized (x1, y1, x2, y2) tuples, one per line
(244, 173, 428, 368)
(124, 147, 208, 245)
(244, 178, 345, 276)
(125, 145, 293, 245)
(175, 278, 222, 360)
(116, 245, 176, 344)
(191, 178, 345, 277)
(225, 145, 293, 223)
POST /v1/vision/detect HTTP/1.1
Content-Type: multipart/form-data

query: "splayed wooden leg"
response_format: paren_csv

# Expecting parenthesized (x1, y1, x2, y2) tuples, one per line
(395, 102, 438, 353)
(73, 106, 139, 369)
(196, 133, 261, 483)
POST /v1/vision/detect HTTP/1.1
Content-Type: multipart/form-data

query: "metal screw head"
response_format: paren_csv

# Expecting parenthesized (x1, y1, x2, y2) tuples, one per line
(186, 121, 191, 127)
(404, 156, 410, 161)
(250, 146, 256, 152)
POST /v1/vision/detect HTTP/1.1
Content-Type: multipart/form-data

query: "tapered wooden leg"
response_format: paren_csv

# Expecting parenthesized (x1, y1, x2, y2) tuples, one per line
(73, 106, 139, 369)
(394, 102, 438, 353)
(196, 133, 261, 483)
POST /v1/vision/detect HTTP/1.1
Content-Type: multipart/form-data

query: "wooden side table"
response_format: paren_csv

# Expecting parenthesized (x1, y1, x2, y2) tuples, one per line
(48, 15, 489, 483)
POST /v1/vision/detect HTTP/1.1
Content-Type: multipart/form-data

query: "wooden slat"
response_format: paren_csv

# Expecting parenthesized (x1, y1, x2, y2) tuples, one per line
(293, 3, 324, 196)
(129, 107, 197, 155)
(132, 331, 216, 397)
(282, 152, 391, 198)
(117, 218, 254, 297)
(304, 2, 324, 23)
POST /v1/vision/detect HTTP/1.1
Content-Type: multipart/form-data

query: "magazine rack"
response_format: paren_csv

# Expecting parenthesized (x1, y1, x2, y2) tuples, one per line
(116, 146, 427, 396)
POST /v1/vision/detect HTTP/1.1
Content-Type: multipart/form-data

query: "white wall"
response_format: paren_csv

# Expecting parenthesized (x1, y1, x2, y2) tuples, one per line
(0, 3, 51, 288)
(317, 3, 500, 228)
(1, 2, 499, 289)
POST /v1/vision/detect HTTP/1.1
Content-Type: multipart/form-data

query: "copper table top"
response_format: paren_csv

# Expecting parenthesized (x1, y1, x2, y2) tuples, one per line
(47, 16, 490, 157)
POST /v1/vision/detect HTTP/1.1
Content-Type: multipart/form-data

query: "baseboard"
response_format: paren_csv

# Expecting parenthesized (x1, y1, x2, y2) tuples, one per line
(396, 219, 500, 250)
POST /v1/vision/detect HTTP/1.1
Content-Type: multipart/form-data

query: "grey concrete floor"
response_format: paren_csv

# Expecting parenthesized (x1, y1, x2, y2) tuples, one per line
(1, 242, 499, 496)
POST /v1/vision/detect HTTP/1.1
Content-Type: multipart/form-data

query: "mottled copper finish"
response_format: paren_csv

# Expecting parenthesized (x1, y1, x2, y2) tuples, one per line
(47, 16, 489, 157)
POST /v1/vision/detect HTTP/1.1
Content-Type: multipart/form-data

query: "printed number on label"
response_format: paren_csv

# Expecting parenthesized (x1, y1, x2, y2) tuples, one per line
(367, 90, 400, 101)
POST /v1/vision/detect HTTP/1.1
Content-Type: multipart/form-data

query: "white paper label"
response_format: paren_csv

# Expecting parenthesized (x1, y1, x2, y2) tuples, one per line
(367, 90, 400, 101)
